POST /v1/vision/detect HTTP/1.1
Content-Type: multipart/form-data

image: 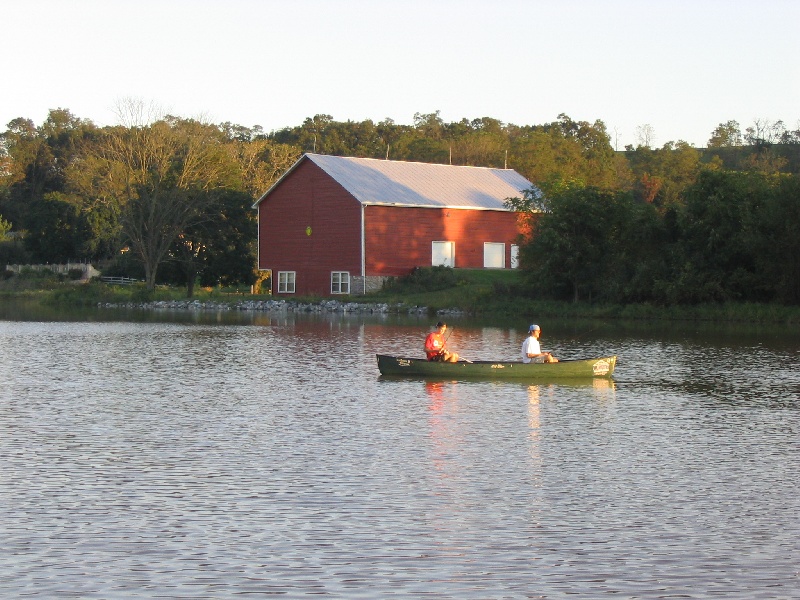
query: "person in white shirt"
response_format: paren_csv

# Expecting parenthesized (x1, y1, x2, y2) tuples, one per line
(521, 324, 558, 363)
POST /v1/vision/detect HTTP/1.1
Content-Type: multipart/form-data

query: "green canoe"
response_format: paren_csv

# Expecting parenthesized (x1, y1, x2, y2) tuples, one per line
(376, 354, 617, 380)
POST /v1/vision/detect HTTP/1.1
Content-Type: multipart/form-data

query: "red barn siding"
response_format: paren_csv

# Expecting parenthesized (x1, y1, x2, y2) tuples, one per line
(258, 161, 362, 295)
(364, 205, 522, 276)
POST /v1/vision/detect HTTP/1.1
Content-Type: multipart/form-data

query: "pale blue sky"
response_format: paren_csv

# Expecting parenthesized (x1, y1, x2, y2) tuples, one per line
(5, 0, 799, 149)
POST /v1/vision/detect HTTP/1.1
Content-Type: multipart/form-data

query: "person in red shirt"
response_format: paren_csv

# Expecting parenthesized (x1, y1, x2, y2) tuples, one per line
(424, 321, 459, 362)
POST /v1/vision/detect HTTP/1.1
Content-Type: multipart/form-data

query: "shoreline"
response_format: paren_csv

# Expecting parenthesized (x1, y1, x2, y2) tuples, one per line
(3, 285, 800, 325)
(96, 298, 466, 317)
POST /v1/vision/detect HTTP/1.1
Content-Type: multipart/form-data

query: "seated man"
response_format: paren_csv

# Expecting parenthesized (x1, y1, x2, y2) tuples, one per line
(521, 324, 558, 363)
(424, 321, 459, 362)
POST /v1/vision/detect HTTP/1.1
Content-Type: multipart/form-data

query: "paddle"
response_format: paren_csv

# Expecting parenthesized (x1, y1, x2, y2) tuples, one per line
(442, 325, 472, 362)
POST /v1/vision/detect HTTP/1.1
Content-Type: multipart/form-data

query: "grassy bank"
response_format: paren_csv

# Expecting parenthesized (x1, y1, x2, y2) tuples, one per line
(365, 268, 800, 324)
(3, 268, 800, 324)
(0, 271, 272, 307)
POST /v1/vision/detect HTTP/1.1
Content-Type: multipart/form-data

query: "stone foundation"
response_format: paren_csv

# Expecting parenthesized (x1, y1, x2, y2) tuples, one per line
(351, 275, 393, 296)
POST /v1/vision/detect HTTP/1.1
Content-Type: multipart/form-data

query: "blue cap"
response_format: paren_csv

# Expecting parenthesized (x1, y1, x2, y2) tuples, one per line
(529, 324, 540, 332)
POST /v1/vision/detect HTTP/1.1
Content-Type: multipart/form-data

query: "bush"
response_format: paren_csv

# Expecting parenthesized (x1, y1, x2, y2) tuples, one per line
(384, 266, 464, 293)
(45, 282, 116, 306)
(130, 285, 155, 303)
(0, 240, 33, 266)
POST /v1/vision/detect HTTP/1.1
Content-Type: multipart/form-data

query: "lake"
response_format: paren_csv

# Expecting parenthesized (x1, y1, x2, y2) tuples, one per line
(1, 306, 798, 598)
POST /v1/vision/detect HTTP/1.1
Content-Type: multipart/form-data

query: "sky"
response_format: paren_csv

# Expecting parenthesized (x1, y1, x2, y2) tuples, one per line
(4, 0, 799, 149)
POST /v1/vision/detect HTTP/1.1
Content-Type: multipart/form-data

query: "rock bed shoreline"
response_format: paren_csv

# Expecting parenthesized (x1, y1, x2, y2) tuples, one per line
(97, 298, 465, 317)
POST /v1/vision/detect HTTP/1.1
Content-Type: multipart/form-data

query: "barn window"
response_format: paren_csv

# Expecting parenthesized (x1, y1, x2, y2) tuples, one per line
(277, 271, 296, 293)
(432, 241, 455, 268)
(484, 243, 505, 268)
(511, 244, 520, 269)
(331, 271, 350, 294)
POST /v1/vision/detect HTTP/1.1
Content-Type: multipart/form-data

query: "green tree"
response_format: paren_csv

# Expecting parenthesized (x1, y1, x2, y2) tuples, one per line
(514, 186, 627, 302)
(85, 105, 238, 289)
(0, 214, 10, 240)
(708, 120, 742, 148)
(197, 189, 258, 288)
(227, 137, 300, 198)
(675, 170, 773, 303)
(165, 189, 257, 295)
(626, 141, 702, 207)
(449, 117, 508, 167)
(509, 115, 626, 194)
(743, 174, 800, 303)
(23, 192, 90, 262)
(1, 110, 105, 262)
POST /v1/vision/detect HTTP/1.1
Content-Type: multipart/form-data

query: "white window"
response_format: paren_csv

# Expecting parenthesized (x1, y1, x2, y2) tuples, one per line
(277, 271, 295, 293)
(331, 271, 350, 294)
(511, 244, 520, 269)
(484, 242, 505, 268)
(431, 241, 455, 267)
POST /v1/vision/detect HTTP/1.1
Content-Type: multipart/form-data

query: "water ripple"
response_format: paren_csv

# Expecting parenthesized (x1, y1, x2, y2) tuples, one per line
(0, 319, 798, 598)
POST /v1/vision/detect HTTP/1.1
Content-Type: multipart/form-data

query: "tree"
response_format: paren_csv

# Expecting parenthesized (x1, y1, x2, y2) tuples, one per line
(413, 111, 445, 139)
(85, 103, 238, 289)
(228, 138, 300, 198)
(626, 141, 701, 207)
(708, 120, 742, 148)
(675, 170, 773, 303)
(741, 174, 800, 303)
(449, 117, 508, 167)
(635, 124, 656, 149)
(0, 215, 10, 241)
(0, 118, 52, 230)
(23, 192, 91, 262)
(508, 116, 627, 194)
(745, 119, 786, 148)
(166, 189, 257, 296)
(514, 185, 625, 302)
(0, 110, 103, 261)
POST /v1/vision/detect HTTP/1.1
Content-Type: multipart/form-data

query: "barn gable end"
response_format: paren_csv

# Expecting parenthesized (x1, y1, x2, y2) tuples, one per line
(257, 159, 363, 296)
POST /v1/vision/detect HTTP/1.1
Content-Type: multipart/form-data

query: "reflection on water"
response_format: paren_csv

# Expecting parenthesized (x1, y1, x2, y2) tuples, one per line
(0, 313, 798, 598)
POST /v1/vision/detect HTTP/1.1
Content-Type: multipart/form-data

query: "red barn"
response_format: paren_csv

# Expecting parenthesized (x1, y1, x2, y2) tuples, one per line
(254, 153, 536, 296)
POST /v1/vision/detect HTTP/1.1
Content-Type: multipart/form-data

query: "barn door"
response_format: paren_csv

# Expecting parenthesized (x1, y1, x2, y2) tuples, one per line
(431, 241, 455, 267)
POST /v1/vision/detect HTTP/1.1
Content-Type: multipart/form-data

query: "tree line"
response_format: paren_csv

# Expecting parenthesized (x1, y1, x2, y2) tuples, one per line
(1, 104, 799, 302)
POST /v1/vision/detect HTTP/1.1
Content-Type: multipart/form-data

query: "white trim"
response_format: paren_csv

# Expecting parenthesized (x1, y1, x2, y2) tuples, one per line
(277, 271, 296, 294)
(361, 204, 366, 277)
(331, 271, 350, 294)
(431, 241, 455, 268)
(360, 202, 523, 212)
(256, 203, 262, 269)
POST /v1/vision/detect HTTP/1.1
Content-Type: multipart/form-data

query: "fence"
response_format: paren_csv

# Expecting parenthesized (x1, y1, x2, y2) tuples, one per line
(100, 276, 140, 285)
(5, 263, 101, 280)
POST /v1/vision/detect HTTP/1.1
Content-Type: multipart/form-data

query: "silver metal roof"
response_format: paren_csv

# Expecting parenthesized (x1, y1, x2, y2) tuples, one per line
(290, 154, 534, 210)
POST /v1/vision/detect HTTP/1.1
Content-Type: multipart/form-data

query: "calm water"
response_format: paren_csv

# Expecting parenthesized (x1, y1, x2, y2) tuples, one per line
(1, 308, 798, 599)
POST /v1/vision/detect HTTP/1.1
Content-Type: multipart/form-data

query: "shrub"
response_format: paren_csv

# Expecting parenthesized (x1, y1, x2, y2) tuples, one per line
(385, 266, 464, 293)
(0, 240, 33, 265)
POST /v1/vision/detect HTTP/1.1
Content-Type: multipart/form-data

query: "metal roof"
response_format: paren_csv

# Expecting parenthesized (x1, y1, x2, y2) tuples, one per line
(257, 153, 535, 211)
